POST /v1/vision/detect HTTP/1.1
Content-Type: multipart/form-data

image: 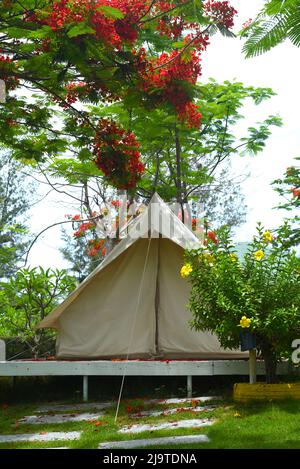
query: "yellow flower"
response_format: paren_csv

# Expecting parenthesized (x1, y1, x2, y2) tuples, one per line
(262, 230, 273, 244)
(229, 253, 238, 263)
(203, 252, 215, 265)
(239, 316, 252, 328)
(253, 250, 264, 261)
(180, 263, 193, 278)
(234, 412, 241, 418)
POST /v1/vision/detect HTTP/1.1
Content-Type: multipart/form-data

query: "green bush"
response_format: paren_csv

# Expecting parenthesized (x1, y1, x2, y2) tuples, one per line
(185, 222, 300, 383)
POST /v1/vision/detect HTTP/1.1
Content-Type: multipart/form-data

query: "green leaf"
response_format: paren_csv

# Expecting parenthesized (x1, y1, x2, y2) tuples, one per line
(67, 22, 96, 38)
(172, 41, 185, 49)
(96, 5, 125, 19)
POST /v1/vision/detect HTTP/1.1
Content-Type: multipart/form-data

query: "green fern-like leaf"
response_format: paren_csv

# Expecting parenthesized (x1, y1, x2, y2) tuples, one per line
(243, 14, 289, 58)
(287, 5, 300, 46)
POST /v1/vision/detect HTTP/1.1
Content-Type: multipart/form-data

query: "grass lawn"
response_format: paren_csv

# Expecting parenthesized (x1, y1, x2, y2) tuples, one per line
(1, 396, 300, 449)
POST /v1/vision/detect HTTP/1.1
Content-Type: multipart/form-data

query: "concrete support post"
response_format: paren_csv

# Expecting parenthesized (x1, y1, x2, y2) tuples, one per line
(187, 375, 193, 398)
(249, 349, 257, 384)
(83, 375, 89, 402)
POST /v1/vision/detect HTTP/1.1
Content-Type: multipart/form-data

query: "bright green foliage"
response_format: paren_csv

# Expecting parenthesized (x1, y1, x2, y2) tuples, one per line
(88, 80, 281, 201)
(272, 156, 300, 246)
(242, 0, 300, 58)
(0, 267, 77, 357)
(186, 222, 300, 382)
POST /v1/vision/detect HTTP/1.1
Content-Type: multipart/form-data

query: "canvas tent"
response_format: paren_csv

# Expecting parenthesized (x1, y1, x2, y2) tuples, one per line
(38, 193, 245, 359)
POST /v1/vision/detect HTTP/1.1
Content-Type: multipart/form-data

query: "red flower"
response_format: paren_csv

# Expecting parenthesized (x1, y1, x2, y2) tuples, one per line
(204, 1, 238, 29)
(207, 230, 218, 244)
(94, 118, 144, 189)
(292, 187, 300, 198)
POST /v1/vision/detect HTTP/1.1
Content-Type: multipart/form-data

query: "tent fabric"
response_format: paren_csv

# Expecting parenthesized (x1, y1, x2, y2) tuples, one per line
(38, 193, 246, 359)
(55, 239, 158, 358)
(157, 239, 242, 358)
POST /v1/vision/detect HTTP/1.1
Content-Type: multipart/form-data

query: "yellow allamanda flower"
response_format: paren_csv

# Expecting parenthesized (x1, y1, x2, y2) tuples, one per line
(229, 253, 238, 263)
(180, 263, 193, 278)
(253, 250, 265, 261)
(239, 316, 252, 328)
(262, 230, 273, 244)
(203, 252, 215, 265)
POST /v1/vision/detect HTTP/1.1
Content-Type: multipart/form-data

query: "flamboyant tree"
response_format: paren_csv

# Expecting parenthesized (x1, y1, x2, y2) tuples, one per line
(0, 0, 238, 190)
(33, 78, 280, 265)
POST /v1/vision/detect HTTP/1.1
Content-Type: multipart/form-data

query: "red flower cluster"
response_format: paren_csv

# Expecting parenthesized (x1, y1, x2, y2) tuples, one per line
(0, 55, 19, 92)
(141, 46, 207, 128)
(86, 238, 106, 257)
(94, 118, 144, 189)
(111, 199, 122, 208)
(207, 230, 219, 244)
(204, 1, 237, 29)
(291, 187, 300, 199)
(27, 0, 148, 48)
(73, 221, 95, 237)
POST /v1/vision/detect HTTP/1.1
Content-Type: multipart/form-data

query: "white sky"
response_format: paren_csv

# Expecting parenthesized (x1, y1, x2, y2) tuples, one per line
(27, 0, 300, 268)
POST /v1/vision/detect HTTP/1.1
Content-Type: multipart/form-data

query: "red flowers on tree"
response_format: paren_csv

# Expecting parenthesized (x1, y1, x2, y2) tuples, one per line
(141, 45, 208, 128)
(94, 118, 144, 189)
(0, 55, 19, 91)
(204, 1, 237, 29)
(17, 1, 237, 189)
(207, 230, 219, 244)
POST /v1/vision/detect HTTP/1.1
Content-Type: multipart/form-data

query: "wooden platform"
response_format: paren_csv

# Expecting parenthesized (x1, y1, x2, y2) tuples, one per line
(0, 360, 293, 401)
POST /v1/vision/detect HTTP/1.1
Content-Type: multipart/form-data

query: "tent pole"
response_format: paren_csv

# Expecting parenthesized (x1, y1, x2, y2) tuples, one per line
(155, 238, 160, 355)
(187, 375, 193, 398)
(83, 375, 88, 402)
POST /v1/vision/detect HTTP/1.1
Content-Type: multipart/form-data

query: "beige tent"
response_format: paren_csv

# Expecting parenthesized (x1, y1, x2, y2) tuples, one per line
(39, 193, 244, 359)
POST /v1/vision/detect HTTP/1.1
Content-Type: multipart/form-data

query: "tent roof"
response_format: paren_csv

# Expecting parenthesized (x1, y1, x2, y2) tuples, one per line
(38, 193, 201, 328)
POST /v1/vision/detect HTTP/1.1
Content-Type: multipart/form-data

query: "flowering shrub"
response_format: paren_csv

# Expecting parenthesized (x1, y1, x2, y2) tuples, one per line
(184, 223, 300, 383)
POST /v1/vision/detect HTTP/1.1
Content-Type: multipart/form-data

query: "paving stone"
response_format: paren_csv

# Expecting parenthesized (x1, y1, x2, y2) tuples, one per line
(99, 434, 210, 449)
(146, 396, 223, 405)
(131, 405, 216, 418)
(36, 402, 112, 413)
(19, 412, 103, 425)
(0, 432, 81, 443)
(39, 447, 69, 450)
(119, 418, 214, 434)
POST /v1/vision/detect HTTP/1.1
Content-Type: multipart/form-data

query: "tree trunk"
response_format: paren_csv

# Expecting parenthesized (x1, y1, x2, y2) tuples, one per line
(261, 341, 278, 384)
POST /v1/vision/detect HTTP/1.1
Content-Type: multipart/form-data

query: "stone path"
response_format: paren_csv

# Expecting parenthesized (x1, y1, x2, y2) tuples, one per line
(99, 434, 210, 449)
(19, 412, 104, 425)
(36, 402, 112, 413)
(131, 405, 216, 418)
(119, 418, 214, 434)
(1, 396, 221, 448)
(0, 431, 81, 444)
